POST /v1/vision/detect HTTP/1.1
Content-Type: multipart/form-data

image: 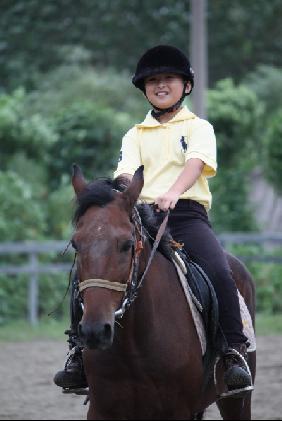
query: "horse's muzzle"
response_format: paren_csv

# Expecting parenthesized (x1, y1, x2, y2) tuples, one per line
(78, 321, 113, 350)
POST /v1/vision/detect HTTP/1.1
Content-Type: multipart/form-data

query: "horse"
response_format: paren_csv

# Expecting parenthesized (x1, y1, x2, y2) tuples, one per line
(71, 164, 256, 420)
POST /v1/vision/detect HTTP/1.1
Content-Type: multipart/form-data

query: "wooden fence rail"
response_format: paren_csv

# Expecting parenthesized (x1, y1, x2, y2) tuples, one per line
(0, 235, 282, 325)
(0, 241, 72, 325)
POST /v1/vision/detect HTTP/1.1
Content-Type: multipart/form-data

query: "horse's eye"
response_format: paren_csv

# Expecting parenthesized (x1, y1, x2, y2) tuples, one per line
(120, 240, 134, 253)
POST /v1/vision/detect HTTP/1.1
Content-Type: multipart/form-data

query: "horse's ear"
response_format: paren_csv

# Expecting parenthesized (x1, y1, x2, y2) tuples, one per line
(72, 164, 87, 195)
(122, 166, 144, 213)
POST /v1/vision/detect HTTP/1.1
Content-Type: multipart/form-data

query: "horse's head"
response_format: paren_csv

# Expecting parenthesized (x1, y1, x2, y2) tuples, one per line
(71, 164, 144, 350)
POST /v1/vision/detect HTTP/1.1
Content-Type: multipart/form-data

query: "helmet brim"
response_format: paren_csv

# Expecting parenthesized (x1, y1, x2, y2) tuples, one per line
(132, 66, 194, 92)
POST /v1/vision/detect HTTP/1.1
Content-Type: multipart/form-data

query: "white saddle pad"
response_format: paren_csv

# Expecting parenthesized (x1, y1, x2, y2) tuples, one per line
(173, 254, 256, 355)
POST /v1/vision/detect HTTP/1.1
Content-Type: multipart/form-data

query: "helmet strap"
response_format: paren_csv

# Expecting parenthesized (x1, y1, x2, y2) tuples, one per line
(150, 81, 189, 119)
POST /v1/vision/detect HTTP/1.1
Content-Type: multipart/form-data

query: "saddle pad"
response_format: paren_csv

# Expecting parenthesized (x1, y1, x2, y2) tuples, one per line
(173, 256, 256, 355)
(238, 291, 256, 352)
(174, 262, 207, 355)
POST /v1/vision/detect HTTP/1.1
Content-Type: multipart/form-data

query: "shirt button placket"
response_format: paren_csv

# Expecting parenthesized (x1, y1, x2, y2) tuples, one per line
(165, 125, 170, 160)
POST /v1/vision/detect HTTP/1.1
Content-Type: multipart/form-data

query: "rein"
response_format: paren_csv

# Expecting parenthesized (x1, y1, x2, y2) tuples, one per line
(78, 207, 169, 319)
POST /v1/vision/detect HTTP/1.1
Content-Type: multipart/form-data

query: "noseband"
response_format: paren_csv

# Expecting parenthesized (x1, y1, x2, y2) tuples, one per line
(78, 207, 169, 319)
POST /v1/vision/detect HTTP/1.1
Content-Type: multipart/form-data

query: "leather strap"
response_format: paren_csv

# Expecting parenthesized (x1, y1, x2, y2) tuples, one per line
(79, 279, 127, 293)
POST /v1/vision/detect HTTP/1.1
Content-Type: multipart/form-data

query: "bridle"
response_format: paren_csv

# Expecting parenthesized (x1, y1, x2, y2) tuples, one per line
(77, 206, 169, 319)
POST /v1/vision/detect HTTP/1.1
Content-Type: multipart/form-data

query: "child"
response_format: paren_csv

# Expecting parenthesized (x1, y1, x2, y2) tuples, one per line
(54, 45, 252, 397)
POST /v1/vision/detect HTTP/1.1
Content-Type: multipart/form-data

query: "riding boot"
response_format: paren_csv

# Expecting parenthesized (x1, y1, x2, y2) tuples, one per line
(53, 330, 87, 391)
(54, 344, 87, 390)
(221, 342, 254, 398)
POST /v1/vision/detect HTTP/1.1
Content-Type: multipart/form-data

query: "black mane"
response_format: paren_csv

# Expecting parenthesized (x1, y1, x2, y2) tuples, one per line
(73, 178, 115, 224)
(73, 177, 172, 257)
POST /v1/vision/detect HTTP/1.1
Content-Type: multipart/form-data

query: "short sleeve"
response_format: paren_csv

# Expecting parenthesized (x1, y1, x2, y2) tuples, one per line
(185, 119, 217, 177)
(113, 127, 142, 178)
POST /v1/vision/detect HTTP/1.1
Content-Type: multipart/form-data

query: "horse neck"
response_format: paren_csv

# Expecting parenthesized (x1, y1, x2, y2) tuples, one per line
(117, 243, 195, 352)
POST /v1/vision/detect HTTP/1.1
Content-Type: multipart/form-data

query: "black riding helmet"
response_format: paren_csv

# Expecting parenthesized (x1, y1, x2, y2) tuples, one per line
(132, 45, 194, 117)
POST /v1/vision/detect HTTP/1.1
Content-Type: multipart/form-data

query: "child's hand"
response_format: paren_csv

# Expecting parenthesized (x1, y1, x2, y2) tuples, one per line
(155, 191, 180, 212)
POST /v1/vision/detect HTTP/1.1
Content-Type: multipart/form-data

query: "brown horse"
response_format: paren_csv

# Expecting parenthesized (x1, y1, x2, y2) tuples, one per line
(71, 164, 256, 420)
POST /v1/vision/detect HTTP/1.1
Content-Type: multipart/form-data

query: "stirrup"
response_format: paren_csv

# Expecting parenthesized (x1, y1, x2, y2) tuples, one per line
(214, 349, 254, 400)
(223, 348, 253, 398)
(219, 385, 254, 399)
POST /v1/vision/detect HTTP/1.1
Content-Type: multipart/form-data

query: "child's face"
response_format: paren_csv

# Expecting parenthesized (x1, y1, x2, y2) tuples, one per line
(144, 73, 191, 109)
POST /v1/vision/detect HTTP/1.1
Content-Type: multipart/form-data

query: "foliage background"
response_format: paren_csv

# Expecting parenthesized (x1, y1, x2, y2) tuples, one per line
(0, 0, 281, 322)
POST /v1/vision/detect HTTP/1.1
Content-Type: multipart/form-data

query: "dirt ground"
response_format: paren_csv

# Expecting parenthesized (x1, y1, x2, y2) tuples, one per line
(0, 336, 281, 420)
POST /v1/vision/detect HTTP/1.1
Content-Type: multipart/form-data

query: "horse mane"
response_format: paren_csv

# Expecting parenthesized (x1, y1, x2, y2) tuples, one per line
(73, 177, 172, 258)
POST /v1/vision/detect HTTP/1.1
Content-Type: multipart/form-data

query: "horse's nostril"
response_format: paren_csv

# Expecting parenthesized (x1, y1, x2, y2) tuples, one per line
(78, 321, 112, 342)
(78, 320, 113, 350)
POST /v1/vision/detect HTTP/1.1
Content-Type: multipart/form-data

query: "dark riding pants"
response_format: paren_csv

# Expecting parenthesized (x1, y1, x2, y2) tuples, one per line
(162, 199, 248, 346)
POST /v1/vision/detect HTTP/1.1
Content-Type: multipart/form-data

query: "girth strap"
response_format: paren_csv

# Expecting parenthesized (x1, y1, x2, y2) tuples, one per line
(79, 279, 127, 293)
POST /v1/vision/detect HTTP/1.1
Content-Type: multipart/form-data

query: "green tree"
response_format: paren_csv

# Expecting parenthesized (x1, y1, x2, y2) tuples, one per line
(207, 79, 263, 232)
(244, 65, 282, 115)
(0, 89, 57, 170)
(210, 168, 257, 232)
(208, 0, 282, 84)
(263, 109, 282, 195)
(26, 63, 147, 122)
(0, 0, 190, 91)
(48, 101, 129, 188)
(46, 184, 74, 240)
(208, 79, 263, 170)
(0, 171, 46, 241)
(1, 0, 281, 91)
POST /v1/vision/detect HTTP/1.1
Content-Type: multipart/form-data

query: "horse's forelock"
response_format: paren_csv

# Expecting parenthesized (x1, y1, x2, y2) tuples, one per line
(73, 176, 133, 224)
(72, 177, 171, 257)
(73, 178, 115, 225)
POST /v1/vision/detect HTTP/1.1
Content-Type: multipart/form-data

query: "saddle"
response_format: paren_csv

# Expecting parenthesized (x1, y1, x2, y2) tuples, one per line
(165, 244, 222, 385)
(170, 245, 222, 352)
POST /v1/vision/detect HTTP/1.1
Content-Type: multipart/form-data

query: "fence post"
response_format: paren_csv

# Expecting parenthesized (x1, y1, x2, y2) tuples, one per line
(28, 253, 39, 325)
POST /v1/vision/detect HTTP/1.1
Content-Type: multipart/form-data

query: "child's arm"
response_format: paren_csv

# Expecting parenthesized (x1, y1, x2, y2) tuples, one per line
(155, 158, 204, 211)
(114, 127, 141, 181)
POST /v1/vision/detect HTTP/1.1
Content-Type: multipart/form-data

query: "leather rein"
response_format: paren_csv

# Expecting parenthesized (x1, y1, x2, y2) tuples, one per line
(78, 207, 169, 319)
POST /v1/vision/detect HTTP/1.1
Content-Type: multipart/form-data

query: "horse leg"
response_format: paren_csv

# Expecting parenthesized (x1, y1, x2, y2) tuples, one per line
(216, 388, 254, 420)
(87, 402, 95, 420)
(216, 396, 246, 420)
(238, 350, 256, 420)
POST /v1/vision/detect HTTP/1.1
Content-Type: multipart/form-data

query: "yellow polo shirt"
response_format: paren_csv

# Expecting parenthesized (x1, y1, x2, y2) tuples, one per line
(114, 106, 217, 210)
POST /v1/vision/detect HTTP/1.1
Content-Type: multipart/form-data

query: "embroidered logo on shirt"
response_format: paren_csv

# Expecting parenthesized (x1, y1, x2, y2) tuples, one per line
(180, 136, 188, 152)
(118, 150, 122, 162)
